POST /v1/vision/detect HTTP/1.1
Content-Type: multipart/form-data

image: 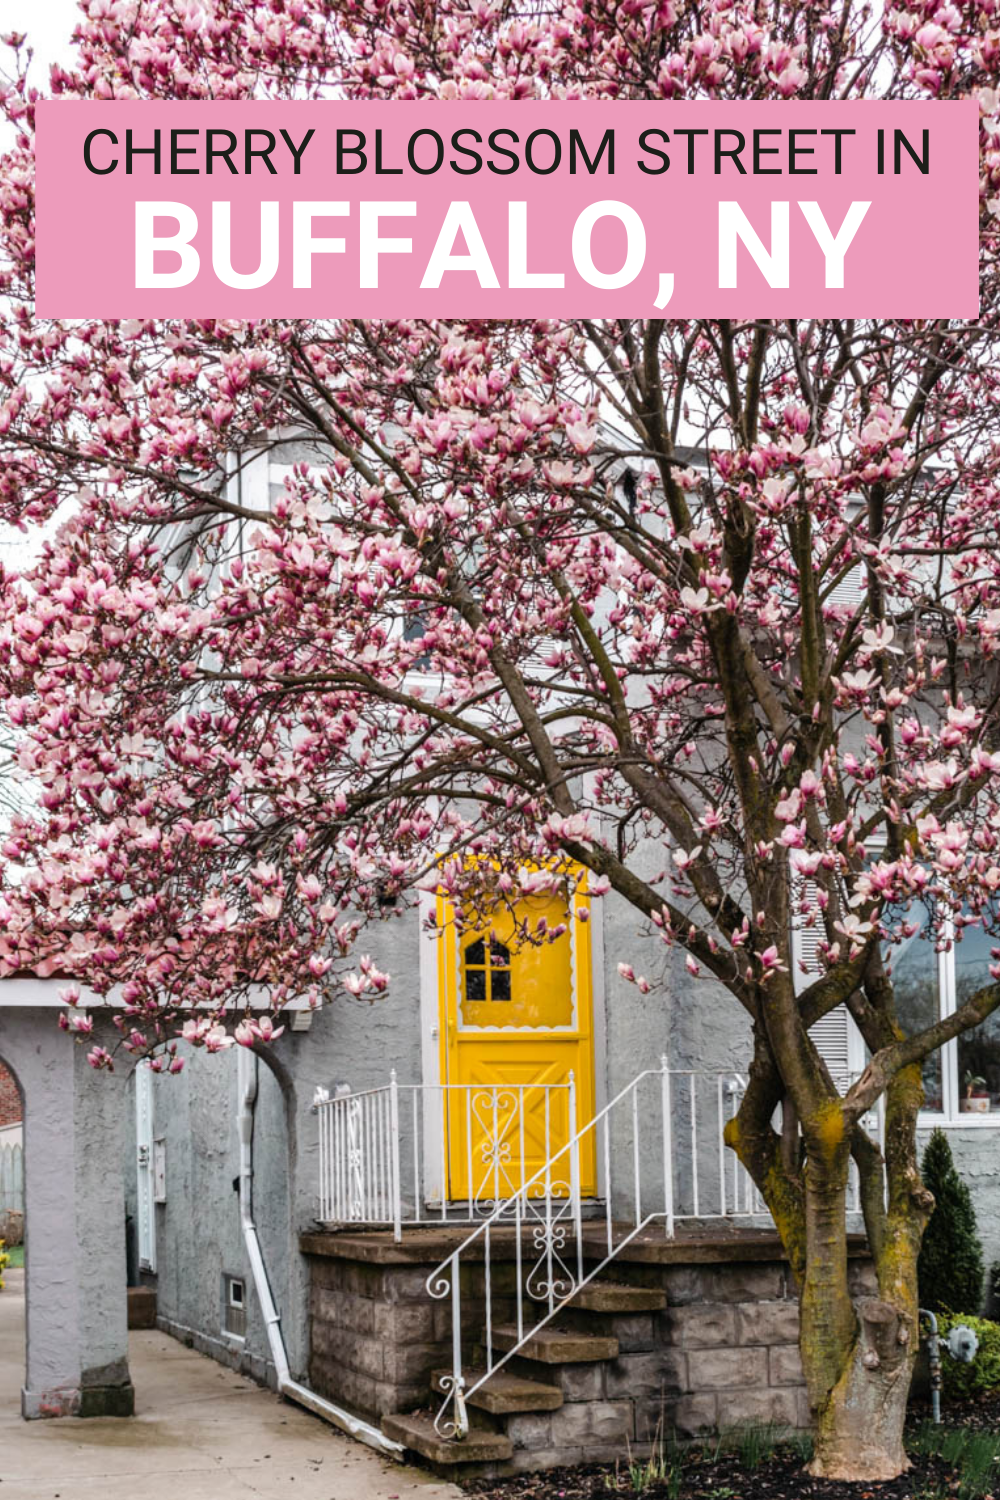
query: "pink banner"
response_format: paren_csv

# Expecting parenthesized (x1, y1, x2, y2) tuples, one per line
(35, 99, 978, 318)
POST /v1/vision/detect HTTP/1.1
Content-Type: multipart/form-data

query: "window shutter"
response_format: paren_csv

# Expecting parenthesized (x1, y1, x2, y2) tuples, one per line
(827, 564, 865, 610)
(792, 879, 851, 1090)
(825, 498, 866, 612)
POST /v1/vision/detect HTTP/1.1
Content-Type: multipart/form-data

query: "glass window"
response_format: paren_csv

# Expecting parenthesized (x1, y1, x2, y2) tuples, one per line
(886, 903, 943, 1114)
(458, 893, 575, 1029)
(953, 922, 1000, 1115)
(461, 933, 512, 1006)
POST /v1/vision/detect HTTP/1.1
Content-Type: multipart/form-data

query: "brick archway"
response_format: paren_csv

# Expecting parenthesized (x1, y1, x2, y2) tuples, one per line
(0, 1053, 24, 1240)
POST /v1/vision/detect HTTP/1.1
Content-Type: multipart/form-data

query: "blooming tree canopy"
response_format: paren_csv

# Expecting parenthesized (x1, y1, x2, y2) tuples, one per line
(0, 0, 999, 1480)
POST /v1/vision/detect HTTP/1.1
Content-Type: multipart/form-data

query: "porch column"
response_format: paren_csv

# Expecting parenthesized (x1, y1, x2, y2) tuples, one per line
(0, 1005, 133, 1418)
(73, 1027, 134, 1416)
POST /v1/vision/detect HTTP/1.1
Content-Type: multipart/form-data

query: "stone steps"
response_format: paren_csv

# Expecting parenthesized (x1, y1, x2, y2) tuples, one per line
(431, 1367, 563, 1414)
(381, 1411, 513, 1465)
(569, 1282, 666, 1314)
(382, 1274, 660, 1477)
(489, 1323, 619, 1363)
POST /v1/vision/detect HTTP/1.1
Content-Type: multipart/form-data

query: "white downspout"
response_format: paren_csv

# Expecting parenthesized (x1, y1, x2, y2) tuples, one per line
(236, 1047, 404, 1457)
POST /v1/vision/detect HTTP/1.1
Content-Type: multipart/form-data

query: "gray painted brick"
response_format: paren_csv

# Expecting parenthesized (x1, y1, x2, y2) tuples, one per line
(373, 1300, 435, 1342)
(605, 1313, 656, 1351)
(735, 1301, 799, 1346)
(717, 1388, 802, 1430)
(635, 1397, 678, 1443)
(506, 1445, 642, 1474)
(505, 1413, 553, 1451)
(556, 1362, 606, 1401)
(310, 1357, 378, 1417)
(672, 1392, 718, 1437)
(316, 1290, 376, 1335)
(549, 1400, 634, 1446)
(688, 1346, 769, 1391)
(382, 1341, 447, 1384)
(661, 1266, 709, 1306)
(605, 1349, 686, 1398)
(704, 1265, 787, 1303)
(768, 1344, 804, 1387)
(384, 1267, 440, 1304)
(312, 1325, 385, 1380)
(668, 1303, 736, 1348)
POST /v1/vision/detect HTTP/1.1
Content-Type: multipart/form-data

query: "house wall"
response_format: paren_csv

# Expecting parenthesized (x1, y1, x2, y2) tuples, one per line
(148, 902, 426, 1384)
(122, 1070, 138, 1281)
(920, 1128, 1000, 1294)
(142, 879, 1000, 1430)
(144, 887, 755, 1393)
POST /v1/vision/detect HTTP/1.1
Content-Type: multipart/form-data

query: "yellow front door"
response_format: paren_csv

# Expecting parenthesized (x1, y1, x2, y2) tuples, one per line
(438, 876, 597, 1203)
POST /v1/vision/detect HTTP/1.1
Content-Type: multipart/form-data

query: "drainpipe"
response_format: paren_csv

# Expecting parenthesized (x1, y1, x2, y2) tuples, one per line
(920, 1309, 942, 1425)
(236, 1046, 404, 1457)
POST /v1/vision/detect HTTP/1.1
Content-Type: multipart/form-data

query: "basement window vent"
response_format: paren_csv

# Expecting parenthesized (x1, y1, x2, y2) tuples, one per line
(223, 1276, 247, 1340)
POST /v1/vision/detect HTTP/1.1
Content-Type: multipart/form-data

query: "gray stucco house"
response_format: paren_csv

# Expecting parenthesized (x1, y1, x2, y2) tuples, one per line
(2, 443, 1000, 1474)
(1, 863, 996, 1471)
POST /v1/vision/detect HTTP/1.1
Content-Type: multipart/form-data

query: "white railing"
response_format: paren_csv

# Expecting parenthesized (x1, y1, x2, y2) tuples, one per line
(314, 1075, 575, 1239)
(426, 1060, 779, 1439)
(313, 1061, 885, 1441)
(425, 1061, 885, 1439)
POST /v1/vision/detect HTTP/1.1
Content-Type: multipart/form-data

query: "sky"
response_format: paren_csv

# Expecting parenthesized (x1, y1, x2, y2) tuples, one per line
(0, 1, 81, 567)
(4, 0, 81, 83)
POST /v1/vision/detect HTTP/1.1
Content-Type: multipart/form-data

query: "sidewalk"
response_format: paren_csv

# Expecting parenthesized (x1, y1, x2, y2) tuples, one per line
(0, 1268, 461, 1500)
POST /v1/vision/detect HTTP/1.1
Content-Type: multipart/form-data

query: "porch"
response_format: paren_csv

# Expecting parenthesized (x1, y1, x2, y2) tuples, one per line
(307, 1066, 876, 1476)
(313, 1063, 775, 1240)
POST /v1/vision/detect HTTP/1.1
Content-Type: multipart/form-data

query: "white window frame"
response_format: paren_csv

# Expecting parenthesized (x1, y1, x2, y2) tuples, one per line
(918, 912, 1000, 1129)
(862, 901, 993, 1129)
(851, 843, 990, 1128)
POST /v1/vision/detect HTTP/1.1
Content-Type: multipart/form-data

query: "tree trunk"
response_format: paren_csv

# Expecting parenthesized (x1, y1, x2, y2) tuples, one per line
(729, 1057, 925, 1482)
(796, 1124, 917, 1481)
(808, 1297, 915, 1479)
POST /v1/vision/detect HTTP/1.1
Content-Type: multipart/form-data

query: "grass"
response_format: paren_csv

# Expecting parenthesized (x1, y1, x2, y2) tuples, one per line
(599, 1420, 1000, 1500)
(733, 1422, 786, 1470)
(6, 1243, 23, 1268)
(908, 1421, 1000, 1499)
(604, 1423, 685, 1497)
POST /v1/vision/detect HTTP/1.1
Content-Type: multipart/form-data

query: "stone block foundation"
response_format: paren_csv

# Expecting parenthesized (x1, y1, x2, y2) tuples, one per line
(301, 1228, 875, 1473)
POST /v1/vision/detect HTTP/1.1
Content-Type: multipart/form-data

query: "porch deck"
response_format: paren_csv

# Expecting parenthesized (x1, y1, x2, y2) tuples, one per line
(301, 1222, 870, 1265)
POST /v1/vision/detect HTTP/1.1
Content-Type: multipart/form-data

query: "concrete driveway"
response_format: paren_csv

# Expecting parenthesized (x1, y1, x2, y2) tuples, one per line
(0, 1268, 461, 1500)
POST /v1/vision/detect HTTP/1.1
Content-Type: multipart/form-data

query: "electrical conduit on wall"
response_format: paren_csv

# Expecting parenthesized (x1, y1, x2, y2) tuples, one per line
(236, 1045, 404, 1457)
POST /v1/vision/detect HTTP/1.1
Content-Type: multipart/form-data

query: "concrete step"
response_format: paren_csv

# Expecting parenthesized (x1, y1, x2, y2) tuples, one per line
(381, 1411, 513, 1464)
(127, 1286, 157, 1330)
(490, 1324, 619, 1364)
(432, 1367, 563, 1414)
(569, 1282, 667, 1314)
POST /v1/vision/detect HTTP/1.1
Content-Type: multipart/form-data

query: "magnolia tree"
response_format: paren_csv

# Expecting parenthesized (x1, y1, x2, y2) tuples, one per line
(1, 0, 1000, 1483)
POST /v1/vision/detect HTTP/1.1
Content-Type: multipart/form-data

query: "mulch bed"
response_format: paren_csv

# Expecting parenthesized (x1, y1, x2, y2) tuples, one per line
(466, 1457, 942, 1500)
(927, 1393, 1000, 1432)
(462, 1398, 1000, 1499)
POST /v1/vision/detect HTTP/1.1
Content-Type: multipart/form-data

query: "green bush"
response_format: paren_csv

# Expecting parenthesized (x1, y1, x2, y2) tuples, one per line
(918, 1129, 984, 1316)
(938, 1314, 1000, 1401)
